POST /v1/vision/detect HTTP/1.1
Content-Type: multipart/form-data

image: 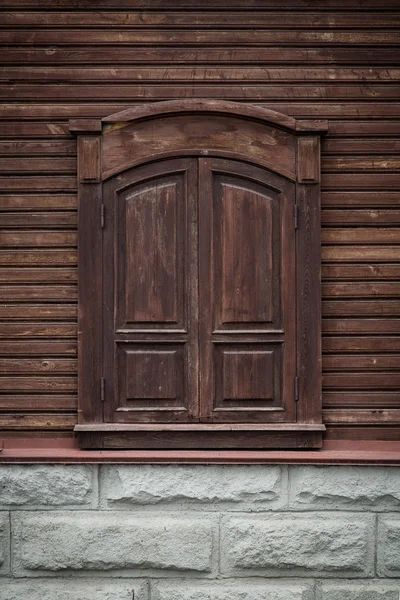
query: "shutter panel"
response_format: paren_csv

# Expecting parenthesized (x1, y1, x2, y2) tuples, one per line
(198, 158, 297, 423)
(103, 158, 199, 423)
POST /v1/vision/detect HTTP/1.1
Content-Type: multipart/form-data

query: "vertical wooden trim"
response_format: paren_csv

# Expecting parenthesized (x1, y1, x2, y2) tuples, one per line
(297, 136, 320, 184)
(198, 158, 213, 420)
(296, 135, 322, 425)
(78, 136, 101, 183)
(77, 133, 103, 424)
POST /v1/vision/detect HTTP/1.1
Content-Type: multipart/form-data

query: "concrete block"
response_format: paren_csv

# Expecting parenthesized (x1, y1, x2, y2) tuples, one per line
(0, 578, 148, 600)
(0, 513, 10, 576)
(152, 579, 314, 600)
(377, 515, 400, 577)
(318, 581, 400, 599)
(102, 464, 285, 510)
(13, 512, 216, 576)
(290, 466, 400, 510)
(0, 465, 96, 509)
(221, 513, 374, 577)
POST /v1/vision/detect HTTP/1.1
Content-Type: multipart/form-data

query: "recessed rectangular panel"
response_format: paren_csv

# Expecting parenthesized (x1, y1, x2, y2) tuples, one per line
(223, 350, 275, 400)
(117, 344, 185, 409)
(117, 175, 186, 330)
(221, 183, 273, 324)
(214, 343, 283, 410)
(213, 174, 282, 332)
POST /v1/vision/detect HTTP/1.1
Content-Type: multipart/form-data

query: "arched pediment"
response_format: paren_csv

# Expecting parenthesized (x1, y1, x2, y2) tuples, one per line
(69, 100, 328, 182)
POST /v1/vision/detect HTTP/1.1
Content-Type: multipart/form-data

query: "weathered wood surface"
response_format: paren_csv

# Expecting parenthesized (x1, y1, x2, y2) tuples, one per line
(1, 2, 399, 441)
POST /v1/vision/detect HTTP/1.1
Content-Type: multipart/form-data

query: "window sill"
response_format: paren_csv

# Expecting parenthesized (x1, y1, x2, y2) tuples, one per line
(1, 439, 400, 465)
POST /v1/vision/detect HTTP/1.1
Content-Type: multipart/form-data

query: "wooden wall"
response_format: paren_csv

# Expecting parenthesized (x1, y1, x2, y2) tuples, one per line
(0, 0, 399, 441)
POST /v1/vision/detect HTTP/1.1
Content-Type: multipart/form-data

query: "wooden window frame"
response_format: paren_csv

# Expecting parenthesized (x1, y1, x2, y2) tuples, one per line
(69, 100, 328, 451)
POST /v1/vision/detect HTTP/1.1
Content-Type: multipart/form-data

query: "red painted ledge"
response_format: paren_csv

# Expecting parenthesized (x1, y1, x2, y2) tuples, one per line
(1, 439, 400, 465)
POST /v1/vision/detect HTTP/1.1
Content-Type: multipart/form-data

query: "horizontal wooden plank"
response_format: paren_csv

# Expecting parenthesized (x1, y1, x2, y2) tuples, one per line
(0, 157, 76, 173)
(322, 173, 400, 189)
(326, 121, 400, 137)
(322, 228, 400, 244)
(2, 11, 400, 28)
(322, 300, 400, 316)
(0, 304, 77, 320)
(0, 268, 76, 283)
(0, 394, 77, 411)
(4, 66, 400, 82)
(322, 337, 400, 353)
(0, 376, 77, 391)
(322, 246, 400, 262)
(0, 177, 76, 191)
(0, 231, 77, 247)
(3, 0, 399, 8)
(322, 282, 399, 297)
(323, 139, 400, 154)
(4, 46, 400, 65)
(0, 212, 76, 228)
(322, 319, 400, 334)
(323, 354, 400, 371)
(0, 340, 76, 355)
(323, 391, 400, 408)
(0, 250, 77, 266)
(4, 84, 400, 102)
(322, 209, 400, 225)
(0, 324, 77, 338)
(2, 30, 399, 46)
(0, 413, 76, 429)
(323, 156, 400, 172)
(0, 122, 70, 137)
(0, 140, 76, 156)
(323, 409, 400, 424)
(323, 373, 400, 389)
(322, 192, 400, 207)
(0, 285, 77, 301)
(325, 426, 400, 441)
(0, 195, 76, 211)
(0, 358, 77, 373)
(3, 102, 400, 120)
(322, 264, 400, 280)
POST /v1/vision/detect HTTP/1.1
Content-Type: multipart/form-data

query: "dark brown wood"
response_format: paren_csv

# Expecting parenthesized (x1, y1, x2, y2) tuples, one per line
(72, 99, 324, 448)
(198, 158, 297, 424)
(2, 11, 399, 28)
(75, 132, 103, 424)
(4, 47, 400, 66)
(102, 158, 199, 425)
(75, 424, 324, 450)
(2, 29, 400, 46)
(296, 138, 322, 426)
(1, 4, 400, 446)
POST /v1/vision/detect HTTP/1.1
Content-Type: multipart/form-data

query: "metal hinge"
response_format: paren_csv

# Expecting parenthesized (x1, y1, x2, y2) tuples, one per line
(294, 203, 298, 229)
(100, 377, 105, 402)
(295, 376, 299, 402)
(100, 203, 105, 228)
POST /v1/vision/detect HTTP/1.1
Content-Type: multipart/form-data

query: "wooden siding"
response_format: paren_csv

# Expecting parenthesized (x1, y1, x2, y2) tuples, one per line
(0, 0, 399, 440)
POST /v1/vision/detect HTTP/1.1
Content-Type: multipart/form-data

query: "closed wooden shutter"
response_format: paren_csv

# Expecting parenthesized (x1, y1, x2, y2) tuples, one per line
(102, 156, 297, 427)
(198, 158, 296, 423)
(103, 158, 199, 423)
(73, 100, 326, 449)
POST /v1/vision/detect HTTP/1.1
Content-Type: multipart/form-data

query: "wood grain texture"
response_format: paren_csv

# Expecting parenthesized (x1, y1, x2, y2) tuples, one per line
(1, 3, 399, 442)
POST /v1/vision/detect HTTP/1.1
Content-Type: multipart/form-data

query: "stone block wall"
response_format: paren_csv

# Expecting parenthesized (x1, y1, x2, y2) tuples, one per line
(0, 464, 400, 599)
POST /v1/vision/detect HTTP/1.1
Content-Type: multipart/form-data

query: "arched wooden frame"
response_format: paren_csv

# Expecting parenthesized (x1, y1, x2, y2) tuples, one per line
(69, 100, 328, 450)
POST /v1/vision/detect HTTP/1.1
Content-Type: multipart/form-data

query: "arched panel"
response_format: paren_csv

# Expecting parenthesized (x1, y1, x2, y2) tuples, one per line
(102, 113, 296, 181)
